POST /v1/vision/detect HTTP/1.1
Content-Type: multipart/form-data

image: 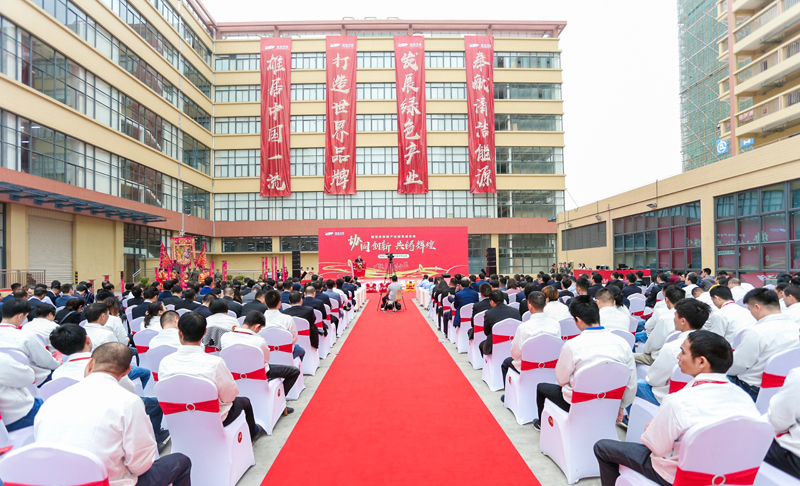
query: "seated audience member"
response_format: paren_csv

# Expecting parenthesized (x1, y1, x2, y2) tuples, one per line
(622, 272, 641, 299)
(242, 289, 269, 315)
(159, 313, 263, 440)
(638, 299, 710, 405)
(263, 290, 303, 360)
(466, 283, 493, 340)
(479, 290, 520, 357)
(501, 291, 561, 384)
(534, 295, 636, 430)
(148, 310, 181, 349)
(102, 297, 130, 345)
(728, 277, 747, 302)
(142, 301, 166, 331)
(220, 310, 300, 414)
(282, 290, 321, 347)
(25, 286, 48, 320)
(784, 285, 800, 324)
(381, 276, 404, 311)
(776, 282, 791, 311)
(222, 287, 243, 318)
(199, 276, 214, 295)
(452, 278, 480, 330)
(594, 331, 760, 486)
(566, 278, 591, 307)
(312, 280, 338, 330)
(635, 285, 685, 365)
(542, 285, 572, 322)
(728, 288, 800, 400)
(21, 303, 59, 348)
(55, 283, 75, 307)
(173, 288, 199, 311)
(302, 286, 328, 331)
(596, 288, 631, 332)
(707, 285, 756, 344)
(0, 352, 41, 431)
(157, 280, 173, 301)
(0, 299, 58, 385)
(764, 367, 800, 479)
(587, 274, 604, 299)
(206, 297, 238, 331)
(683, 272, 699, 295)
(55, 298, 84, 325)
(84, 302, 120, 350)
(692, 285, 715, 308)
(645, 273, 668, 309)
(35, 342, 190, 485)
(132, 287, 160, 320)
(161, 284, 183, 307)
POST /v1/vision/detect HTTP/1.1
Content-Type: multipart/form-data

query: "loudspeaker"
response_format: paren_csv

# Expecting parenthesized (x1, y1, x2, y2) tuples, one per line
(485, 247, 497, 275)
(292, 250, 301, 278)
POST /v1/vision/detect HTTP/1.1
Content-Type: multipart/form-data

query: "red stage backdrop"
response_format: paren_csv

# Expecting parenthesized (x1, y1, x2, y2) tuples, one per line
(260, 37, 292, 197)
(324, 36, 357, 194)
(464, 36, 496, 194)
(394, 36, 429, 193)
(318, 227, 468, 279)
(574, 269, 652, 285)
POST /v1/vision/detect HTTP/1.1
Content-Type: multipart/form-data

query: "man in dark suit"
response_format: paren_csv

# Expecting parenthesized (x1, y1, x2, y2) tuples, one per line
(194, 293, 214, 318)
(451, 278, 479, 331)
(622, 273, 641, 299)
(125, 286, 144, 310)
(313, 281, 337, 333)
(516, 283, 538, 318)
(55, 284, 75, 308)
(479, 290, 520, 356)
(157, 280, 174, 301)
(222, 287, 243, 317)
(467, 283, 493, 339)
(490, 280, 510, 304)
(280, 282, 292, 304)
(174, 288, 200, 311)
(587, 273, 604, 298)
(282, 290, 321, 348)
(342, 276, 357, 303)
(46, 280, 61, 304)
(241, 289, 269, 315)
(131, 287, 159, 319)
(302, 286, 328, 333)
(161, 285, 184, 307)
(26, 286, 47, 321)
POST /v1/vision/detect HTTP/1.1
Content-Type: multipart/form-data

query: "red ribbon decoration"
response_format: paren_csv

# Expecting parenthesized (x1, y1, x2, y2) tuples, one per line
(762, 372, 786, 388)
(492, 334, 513, 345)
(561, 334, 579, 341)
(269, 344, 293, 353)
(135, 346, 149, 354)
(205, 346, 217, 353)
(474, 325, 484, 333)
(673, 466, 760, 486)
(520, 359, 558, 371)
(6, 480, 110, 486)
(668, 380, 689, 394)
(571, 385, 626, 403)
(161, 399, 220, 415)
(152, 372, 159, 382)
(298, 329, 310, 336)
(461, 317, 472, 323)
(233, 368, 268, 381)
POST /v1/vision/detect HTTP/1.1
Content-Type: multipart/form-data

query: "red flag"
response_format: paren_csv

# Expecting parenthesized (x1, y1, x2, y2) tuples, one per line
(464, 36, 496, 193)
(394, 36, 429, 194)
(324, 36, 358, 194)
(260, 38, 292, 197)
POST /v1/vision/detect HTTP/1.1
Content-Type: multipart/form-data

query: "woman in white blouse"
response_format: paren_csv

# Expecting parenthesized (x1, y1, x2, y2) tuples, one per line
(542, 285, 572, 322)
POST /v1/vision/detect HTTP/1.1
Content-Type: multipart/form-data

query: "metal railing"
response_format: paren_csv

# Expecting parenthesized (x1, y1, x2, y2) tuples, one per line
(737, 51, 780, 82)
(735, 1, 780, 41)
(736, 84, 800, 126)
(0, 270, 46, 289)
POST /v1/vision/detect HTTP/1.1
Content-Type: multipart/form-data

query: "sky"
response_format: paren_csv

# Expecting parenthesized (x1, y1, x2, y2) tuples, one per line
(199, 0, 683, 209)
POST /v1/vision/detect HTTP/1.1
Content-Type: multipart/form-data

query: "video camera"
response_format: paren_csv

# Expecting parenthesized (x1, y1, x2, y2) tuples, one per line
(386, 252, 395, 263)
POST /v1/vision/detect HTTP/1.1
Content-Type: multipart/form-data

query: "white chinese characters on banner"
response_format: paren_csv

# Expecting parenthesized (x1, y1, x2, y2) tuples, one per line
(324, 37, 358, 194)
(259, 38, 292, 197)
(394, 36, 429, 194)
(464, 36, 496, 194)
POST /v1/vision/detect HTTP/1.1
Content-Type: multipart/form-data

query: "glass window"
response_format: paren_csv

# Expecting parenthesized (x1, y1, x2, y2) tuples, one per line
(495, 147, 563, 175)
(494, 114, 562, 131)
(738, 190, 758, 216)
(494, 83, 561, 100)
(280, 236, 318, 251)
(717, 246, 736, 269)
(222, 237, 273, 252)
(764, 243, 786, 270)
(762, 184, 785, 212)
(763, 214, 787, 242)
(357, 52, 394, 68)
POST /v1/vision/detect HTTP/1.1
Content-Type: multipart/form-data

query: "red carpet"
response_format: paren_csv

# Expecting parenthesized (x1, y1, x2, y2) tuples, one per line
(261, 300, 541, 485)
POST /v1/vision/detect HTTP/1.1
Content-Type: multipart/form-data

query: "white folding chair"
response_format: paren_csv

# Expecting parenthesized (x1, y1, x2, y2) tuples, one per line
(628, 315, 640, 333)
(559, 296, 570, 304)
(482, 318, 522, 392)
(629, 296, 646, 318)
(504, 334, 563, 425)
(0, 442, 109, 486)
(626, 397, 659, 445)
(141, 344, 178, 397)
(293, 317, 319, 376)
(668, 363, 693, 394)
(40, 376, 79, 402)
(281, 303, 291, 310)
(755, 462, 800, 485)
(132, 328, 158, 355)
(664, 330, 681, 344)
(467, 310, 487, 370)
(176, 308, 190, 316)
(618, 416, 773, 486)
(226, 310, 237, 319)
(155, 374, 255, 486)
(323, 303, 335, 346)
(540, 360, 631, 484)
(129, 316, 145, 334)
(455, 303, 473, 354)
(522, 311, 531, 322)
(237, 316, 246, 325)
(0, 347, 40, 398)
(259, 327, 304, 401)
(165, 304, 175, 310)
(508, 301, 520, 310)
(0, 414, 34, 450)
(220, 344, 285, 436)
(558, 317, 581, 341)
(314, 309, 329, 359)
(755, 347, 800, 414)
(610, 329, 635, 350)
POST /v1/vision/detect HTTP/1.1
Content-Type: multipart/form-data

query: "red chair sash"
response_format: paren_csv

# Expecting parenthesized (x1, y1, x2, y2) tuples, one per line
(673, 466, 760, 486)
(668, 380, 689, 394)
(135, 346, 149, 354)
(561, 334, 579, 341)
(152, 372, 159, 382)
(269, 344, 293, 353)
(161, 398, 220, 415)
(520, 359, 557, 371)
(474, 325, 484, 333)
(298, 329, 310, 335)
(572, 385, 626, 403)
(204, 346, 217, 353)
(762, 372, 786, 388)
(492, 334, 513, 345)
(6, 480, 110, 486)
(233, 368, 267, 381)
(461, 317, 471, 323)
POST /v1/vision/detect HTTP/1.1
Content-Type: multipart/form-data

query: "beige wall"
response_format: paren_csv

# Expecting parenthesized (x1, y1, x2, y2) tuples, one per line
(73, 216, 125, 284)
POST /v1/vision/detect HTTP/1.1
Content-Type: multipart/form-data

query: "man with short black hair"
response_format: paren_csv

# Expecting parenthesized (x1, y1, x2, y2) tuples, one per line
(125, 285, 144, 309)
(533, 295, 637, 430)
(83, 303, 117, 350)
(596, 288, 630, 332)
(728, 288, 800, 400)
(132, 287, 160, 319)
(0, 299, 58, 385)
(158, 280, 174, 301)
(161, 285, 183, 307)
(783, 285, 800, 324)
(199, 276, 214, 295)
(54, 283, 74, 307)
(622, 273, 641, 299)
(242, 289, 269, 315)
(635, 285, 685, 365)
(452, 277, 479, 331)
(149, 311, 181, 349)
(501, 291, 560, 385)
(222, 287, 243, 317)
(708, 285, 756, 343)
(206, 298, 237, 331)
(645, 273, 668, 309)
(479, 290, 519, 357)
(302, 286, 328, 330)
(36, 342, 192, 486)
(700, 268, 716, 290)
(194, 293, 215, 318)
(174, 288, 199, 311)
(263, 290, 303, 360)
(21, 303, 58, 348)
(587, 274, 604, 299)
(282, 290, 320, 348)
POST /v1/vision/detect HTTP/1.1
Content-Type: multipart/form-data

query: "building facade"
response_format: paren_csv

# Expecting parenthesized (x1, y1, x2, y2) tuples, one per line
(0, 0, 566, 286)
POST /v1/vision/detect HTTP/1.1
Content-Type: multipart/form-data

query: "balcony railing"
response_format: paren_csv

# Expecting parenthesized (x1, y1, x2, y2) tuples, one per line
(718, 0, 729, 17)
(735, 33, 800, 84)
(734, 1, 780, 42)
(736, 84, 800, 127)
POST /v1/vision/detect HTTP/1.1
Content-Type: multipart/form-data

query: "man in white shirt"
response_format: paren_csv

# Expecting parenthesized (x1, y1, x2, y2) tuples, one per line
(638, 299, 710, 405)
(35, 342, 192, 486)
(206, 298, 238, 331)
(635, 285, 685, 365)
(532, 295, 637, 430)
(158, 312, 263, 442)
(148, 310, 181, 349)
(263, 289, 304, 360)
(708, 285, 756, 344)
(783, 285, 800, 325)
(0, 352, 41, 432)
(83, 302, 118, 350)
(764, 367, 800, 479)
(0, 299, 59, 385)
(597, 288, 631, 332)
(21, 303, 59, 349)
(594, 330, 761, 486)
(728, 288, 800, 400)
(220, 310, 300, 413)
(682, 272, 698, 296)
(728, 277, 747, 302)
(501, 291, 561, 386)
(692, 286, 715, 309)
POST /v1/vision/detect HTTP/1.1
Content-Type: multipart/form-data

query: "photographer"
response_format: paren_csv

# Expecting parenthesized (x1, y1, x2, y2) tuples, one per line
(382, 276, 404, 311)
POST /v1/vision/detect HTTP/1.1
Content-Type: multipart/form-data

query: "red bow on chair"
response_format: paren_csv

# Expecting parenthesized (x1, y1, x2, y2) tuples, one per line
(673, 466, 760, 486)
(298, 329, 310, 336)
(520, 359, 557, 371)
(761, 372, 786, 388)
(5, 480, 110, 486)
(492, 334, 513, 345)
(135, 346, 149, 354)
(668, 380, 689, 394)
(269, 344, 293, 353)
(571, 385, 626, 403)
(233, 368, 267, 381)
(161, 399, 220, 415)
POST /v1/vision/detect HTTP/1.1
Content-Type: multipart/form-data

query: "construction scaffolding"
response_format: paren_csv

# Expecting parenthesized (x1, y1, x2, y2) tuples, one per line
(678, 0, 731, 172)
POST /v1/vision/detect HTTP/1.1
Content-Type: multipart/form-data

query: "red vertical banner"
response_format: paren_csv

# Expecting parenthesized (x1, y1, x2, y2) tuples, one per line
(394, 36, 429, 193)
(260, 38, 292, 197)
(324, 36, 358, 194)
(464, 36, 496, 193)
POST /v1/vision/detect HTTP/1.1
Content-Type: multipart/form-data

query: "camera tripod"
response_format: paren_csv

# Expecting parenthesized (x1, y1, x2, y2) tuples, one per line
(384, 260, 397, 281)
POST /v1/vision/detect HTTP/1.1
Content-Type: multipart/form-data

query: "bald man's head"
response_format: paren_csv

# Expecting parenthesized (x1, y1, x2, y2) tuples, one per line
(89, 342, 133, 379)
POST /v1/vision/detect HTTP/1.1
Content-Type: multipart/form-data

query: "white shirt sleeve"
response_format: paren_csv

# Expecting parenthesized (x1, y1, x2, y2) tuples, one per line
(555, 344, 575, 387)
(727, 328, 760, 377)
(0, 354, 36, 388)
(215, 360, 240, 405)
(643, 313, 673, 355)
(23, 334, 60, 370)
(121, 396, 157, 477)
(510, 326, 524, 362)
(768, 370, 800, 433)
(641, 396, 683, 457)
(647, 344, 676, 387)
